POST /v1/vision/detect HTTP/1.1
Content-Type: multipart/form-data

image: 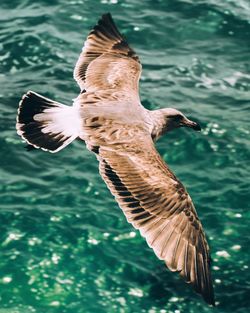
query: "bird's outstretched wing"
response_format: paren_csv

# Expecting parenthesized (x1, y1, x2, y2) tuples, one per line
(74, 13, 141, 99)
(96, 132, 214, 305)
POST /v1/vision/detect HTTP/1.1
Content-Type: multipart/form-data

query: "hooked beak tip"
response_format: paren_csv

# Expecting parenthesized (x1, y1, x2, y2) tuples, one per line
(182, 119, 201, 131)
(192, 122, 201, 131)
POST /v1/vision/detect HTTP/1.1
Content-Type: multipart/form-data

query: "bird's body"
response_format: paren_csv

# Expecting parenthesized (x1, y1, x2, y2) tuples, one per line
(16, 13, 214, 305)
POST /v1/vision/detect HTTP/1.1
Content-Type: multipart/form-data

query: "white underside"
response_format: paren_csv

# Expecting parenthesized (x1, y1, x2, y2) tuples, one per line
(33, 105, 82, 138)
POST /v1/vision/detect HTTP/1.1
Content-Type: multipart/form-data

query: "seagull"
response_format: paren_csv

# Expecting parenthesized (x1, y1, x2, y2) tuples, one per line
(16, 13, 215, 305)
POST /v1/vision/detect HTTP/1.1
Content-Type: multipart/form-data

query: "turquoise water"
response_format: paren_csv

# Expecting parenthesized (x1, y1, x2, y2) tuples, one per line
(1, 0, 250, 312)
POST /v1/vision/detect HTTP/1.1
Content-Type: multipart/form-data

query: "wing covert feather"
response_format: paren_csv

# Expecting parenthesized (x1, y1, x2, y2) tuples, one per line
(78, 13, 215, 306)
(74, 13, 141, 95)
(97, 139, 214, 305)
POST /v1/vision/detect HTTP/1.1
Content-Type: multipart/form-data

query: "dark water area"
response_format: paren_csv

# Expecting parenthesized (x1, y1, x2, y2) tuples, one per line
(0, 0, 250, 312)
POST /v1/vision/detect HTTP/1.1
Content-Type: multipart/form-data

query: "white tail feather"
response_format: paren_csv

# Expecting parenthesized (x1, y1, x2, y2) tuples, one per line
(16, 91, 81, 153)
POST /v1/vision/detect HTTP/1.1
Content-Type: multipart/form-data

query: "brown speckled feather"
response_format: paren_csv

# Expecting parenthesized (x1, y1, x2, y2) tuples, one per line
(16, 13, 215, 306)
(95, 132, 214, 305)
(74, 13, 141, 96)
(73, 14, 215, 306)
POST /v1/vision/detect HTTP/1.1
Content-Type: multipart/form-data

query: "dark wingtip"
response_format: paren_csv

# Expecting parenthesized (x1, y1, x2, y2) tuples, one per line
(202, 279, 215, 307)
(101, 12, 112, 19)
(205, 293, 216, 307)
(93, 12, 122, 40)
(209, 292, 216, 307)
(100, 12, 114, 25)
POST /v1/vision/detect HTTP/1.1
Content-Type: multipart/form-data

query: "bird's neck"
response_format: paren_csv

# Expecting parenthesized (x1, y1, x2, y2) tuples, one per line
(147, 110, 168, 141)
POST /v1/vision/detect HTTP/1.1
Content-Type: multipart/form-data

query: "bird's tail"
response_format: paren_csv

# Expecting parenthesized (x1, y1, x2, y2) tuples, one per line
(16, 91, 81, 153)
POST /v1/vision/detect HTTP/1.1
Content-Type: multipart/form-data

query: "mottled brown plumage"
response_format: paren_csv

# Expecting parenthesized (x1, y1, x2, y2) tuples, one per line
(73, 14, 214, 305)
(16, 13, 214, 305)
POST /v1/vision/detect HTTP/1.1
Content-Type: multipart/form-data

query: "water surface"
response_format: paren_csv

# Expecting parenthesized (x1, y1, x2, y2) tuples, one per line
(0, 0, 250, 312)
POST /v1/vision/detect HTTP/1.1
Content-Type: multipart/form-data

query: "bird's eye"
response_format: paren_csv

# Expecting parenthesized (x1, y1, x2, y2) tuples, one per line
(169, 114, 183, 120)
(174, 114, 183, 119)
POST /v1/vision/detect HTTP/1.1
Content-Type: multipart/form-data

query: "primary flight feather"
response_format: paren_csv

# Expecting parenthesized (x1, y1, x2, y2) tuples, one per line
(16, 13, 215, 305)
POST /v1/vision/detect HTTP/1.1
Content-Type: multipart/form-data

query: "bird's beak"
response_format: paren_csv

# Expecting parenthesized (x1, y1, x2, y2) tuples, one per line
(181, 118, 201, 131)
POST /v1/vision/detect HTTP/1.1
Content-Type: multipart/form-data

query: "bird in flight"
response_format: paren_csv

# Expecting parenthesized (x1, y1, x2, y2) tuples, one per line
(16, 13, 215, 305)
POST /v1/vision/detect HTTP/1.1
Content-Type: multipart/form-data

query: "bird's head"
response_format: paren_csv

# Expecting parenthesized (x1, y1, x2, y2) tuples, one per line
(161, 108, 201, 133)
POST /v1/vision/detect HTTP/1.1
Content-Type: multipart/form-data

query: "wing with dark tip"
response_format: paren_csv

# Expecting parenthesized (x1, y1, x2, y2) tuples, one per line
(74, 13, 141, 98)
(96, 134, 215, 305)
